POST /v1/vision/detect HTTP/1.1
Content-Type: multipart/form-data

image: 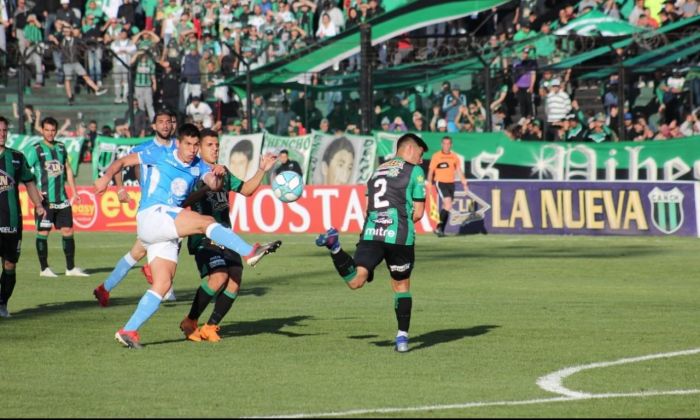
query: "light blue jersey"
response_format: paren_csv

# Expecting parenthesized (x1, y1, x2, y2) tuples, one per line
(132, 137, 176, 188)
(138, 146, 211, 211)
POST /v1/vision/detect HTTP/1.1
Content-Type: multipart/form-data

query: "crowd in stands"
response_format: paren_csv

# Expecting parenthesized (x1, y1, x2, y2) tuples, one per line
(2, 0, 700, 149)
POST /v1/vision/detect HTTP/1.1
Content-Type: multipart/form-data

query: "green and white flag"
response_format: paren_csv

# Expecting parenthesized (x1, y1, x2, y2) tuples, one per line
(262, 132, 314, 183)
(553, 10, 646, 37)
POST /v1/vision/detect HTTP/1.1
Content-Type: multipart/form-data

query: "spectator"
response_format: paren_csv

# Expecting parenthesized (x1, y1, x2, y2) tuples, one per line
(544, 78, 571, 140)
(132, 51, 157, 123)
(442, 84, 467, 133)
(157, 60, 180, 114)
(51, 25, 107, 105)
(110, 29, 136, 104)
(275, 100, 297, 135)
(185, 96, 214, 128)
(274, 149, 304, 176)
(512, 47, 537, 118)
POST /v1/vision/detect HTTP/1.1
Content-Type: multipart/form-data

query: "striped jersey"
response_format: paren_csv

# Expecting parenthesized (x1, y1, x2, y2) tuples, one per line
(0, 148, 35, 232)
(361, 157, 426, 246)
(26, 141, 69, 204)
(187, 168, 244, 254)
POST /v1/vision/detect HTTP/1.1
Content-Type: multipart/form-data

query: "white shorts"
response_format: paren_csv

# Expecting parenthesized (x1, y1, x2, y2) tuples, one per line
(137, 205, 183, 263)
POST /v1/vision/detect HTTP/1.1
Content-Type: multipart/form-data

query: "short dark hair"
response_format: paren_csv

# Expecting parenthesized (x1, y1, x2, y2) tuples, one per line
(153, 108, 172, 123)
(0, 116, 8, 126)
(397, 133, 428, 153)
(279, 149, 289, 155)
(178, 123, 200, 140)
(41, 117, 59, 129)
(322, 137, 354, 164)
(199, 128, 218, 139)
(231, 139, 253, 160)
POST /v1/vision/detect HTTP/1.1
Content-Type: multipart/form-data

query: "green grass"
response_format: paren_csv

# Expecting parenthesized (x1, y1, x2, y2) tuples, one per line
(2, 232, 699, 418)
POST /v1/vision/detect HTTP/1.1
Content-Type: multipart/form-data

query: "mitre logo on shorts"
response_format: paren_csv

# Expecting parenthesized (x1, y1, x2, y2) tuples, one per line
(44, 160, 64, 178)
(170, 178, 188, 196)
(72, 190, 98, 229)
(389, 263, 411, 272)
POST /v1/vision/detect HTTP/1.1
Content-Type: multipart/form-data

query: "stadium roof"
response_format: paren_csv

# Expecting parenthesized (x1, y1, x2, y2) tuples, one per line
(225, 0, 509, 87)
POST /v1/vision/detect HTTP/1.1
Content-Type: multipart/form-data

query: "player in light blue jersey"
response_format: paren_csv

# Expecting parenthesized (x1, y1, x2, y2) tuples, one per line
(93, 110, 178, 307)
(95, 124, 281, 349)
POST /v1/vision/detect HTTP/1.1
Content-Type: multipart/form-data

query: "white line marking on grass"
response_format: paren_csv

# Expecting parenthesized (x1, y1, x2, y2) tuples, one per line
(253, 348, 700, 418)
(537, 348, 700, 398)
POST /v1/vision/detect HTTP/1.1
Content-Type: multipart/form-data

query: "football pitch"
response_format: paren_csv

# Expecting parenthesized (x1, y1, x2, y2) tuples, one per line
(2, 232, 699, 418)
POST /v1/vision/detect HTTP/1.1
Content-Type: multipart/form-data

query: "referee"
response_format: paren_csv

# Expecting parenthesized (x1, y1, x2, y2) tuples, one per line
(427, 136, 468, 237)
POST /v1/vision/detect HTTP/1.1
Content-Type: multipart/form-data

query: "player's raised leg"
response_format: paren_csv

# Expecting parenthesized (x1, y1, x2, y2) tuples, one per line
(316, 227, 374, 289)
(174, 209, 281, 267)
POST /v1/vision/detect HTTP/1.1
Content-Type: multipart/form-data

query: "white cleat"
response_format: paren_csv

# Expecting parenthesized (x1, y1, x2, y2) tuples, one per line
(65, 267, 90, 277)
(0, 304, 10, 318)
(40, 267, 58, 278)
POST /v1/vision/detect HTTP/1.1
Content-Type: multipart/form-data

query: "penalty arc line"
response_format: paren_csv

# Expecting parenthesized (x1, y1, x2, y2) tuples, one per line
(253, 348, 700, 419)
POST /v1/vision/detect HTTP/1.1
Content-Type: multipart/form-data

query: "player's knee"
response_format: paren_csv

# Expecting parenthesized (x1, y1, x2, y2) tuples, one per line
(3, 261, 16, 271)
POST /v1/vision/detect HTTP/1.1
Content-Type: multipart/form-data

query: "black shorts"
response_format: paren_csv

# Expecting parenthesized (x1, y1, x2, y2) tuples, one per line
(353, 240, 415, 281)
(0, 232, 22, 264)
(435, 182, 456, 201)
(35, 201, 73, 230)
(194, 240, 243, 279)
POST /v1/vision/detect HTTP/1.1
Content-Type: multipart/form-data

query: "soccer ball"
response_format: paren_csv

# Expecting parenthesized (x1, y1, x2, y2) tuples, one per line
(271, 171, 304, 203)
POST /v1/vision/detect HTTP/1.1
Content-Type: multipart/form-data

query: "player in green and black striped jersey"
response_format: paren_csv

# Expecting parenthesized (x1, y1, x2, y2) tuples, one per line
(315, 133, 429, 353)
(179, 129, 279, 342)
(25, 117, 88, 278)
(0, 116, 46, 317)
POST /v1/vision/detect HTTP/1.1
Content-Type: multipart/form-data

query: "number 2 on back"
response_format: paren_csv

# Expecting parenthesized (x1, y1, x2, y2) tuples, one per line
(373, 178, 389, 208)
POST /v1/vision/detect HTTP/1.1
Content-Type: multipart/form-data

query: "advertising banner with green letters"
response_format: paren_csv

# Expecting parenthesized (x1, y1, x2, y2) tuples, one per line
(441, 180, 700, 237)
(262, 132, 314, 183)
(376, 132, 700, 182)
(92, 136, 150, 185)
(7, 134, 85, 175)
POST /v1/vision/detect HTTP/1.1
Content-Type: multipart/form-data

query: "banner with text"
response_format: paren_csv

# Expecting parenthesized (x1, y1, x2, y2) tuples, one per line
(8, 134, 85, 175)
(308, 132, 376, 185)
(442, 180, 700, 237)
(262, 132, 314, 183)
(376, 132, 700, 182)
(18, 182, 699, 236)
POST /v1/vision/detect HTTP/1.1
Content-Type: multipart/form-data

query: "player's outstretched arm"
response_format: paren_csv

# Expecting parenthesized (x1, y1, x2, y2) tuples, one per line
(94, 153, 140, 195)
(240, 152, 277, 196)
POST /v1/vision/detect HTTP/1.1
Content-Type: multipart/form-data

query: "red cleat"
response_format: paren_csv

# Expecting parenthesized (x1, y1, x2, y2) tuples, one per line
(141, 264, 153, 284)
(93, 284, 110, 307)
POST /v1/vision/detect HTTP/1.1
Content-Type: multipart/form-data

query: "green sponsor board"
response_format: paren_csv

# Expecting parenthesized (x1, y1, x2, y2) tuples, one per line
(7, 134, 85, 175)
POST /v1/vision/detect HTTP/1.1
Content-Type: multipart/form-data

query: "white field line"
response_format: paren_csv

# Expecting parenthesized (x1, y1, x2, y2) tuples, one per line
(536, 348, 700, 398)
(252, 348, 700, 419)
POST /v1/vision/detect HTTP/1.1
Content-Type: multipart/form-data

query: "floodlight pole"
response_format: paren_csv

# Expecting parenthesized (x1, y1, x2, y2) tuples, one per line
(359, 23, 373, 135)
